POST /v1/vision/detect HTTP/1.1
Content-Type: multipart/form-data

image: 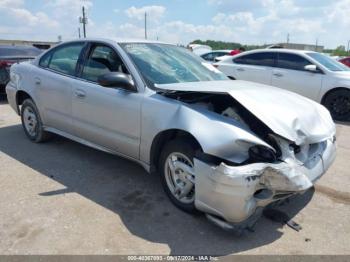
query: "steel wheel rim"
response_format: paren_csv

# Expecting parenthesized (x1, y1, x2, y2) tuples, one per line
(23, 107, 38, 136)
(164, 152, 195, 204)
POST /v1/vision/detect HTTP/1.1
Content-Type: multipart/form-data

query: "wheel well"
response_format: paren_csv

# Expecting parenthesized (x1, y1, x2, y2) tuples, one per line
(16, 90, 32, 106)
(321, 87, 350, 105)
(150, 129, 202, 173)
(15, 91, 32, 115)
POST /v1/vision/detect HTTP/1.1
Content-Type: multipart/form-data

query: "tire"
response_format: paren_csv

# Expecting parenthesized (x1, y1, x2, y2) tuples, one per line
(323, 89, 350, 121)
(158, 138, 200, 213)
(20, 99, 51, 142)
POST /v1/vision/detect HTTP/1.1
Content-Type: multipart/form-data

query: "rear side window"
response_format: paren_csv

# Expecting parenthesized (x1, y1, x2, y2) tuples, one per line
(234, 52, 275, 67)
(277, 53, 311, 71)
(201, 53, 215, 61)
(40, 43, 85, 76)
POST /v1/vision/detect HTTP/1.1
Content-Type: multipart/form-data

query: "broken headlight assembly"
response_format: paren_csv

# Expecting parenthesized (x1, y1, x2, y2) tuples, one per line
(248, 145, 277, 163)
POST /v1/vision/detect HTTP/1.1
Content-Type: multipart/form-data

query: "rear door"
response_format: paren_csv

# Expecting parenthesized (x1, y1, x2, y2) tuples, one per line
(229, 52, 276, 84)
(271, 52, 323, 100)
(34, 42, 86, 134)
(71, 42, 142, 159)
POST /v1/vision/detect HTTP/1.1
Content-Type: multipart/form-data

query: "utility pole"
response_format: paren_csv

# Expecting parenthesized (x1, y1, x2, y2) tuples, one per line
(79, 6, 88, 38)
(347, 40, 350, 54)
(315, 38, 318, 51)
(287, 33, 290, 44)
(78, 27, 81, 39)
(144, 12, 147, 39)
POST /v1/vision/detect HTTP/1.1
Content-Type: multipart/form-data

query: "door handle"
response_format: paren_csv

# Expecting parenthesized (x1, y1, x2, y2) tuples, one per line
(237, 68, 245, 72)
(273, 72, 283, 77)
(34, 77, 41, 85)
(75, 90, 86, 99)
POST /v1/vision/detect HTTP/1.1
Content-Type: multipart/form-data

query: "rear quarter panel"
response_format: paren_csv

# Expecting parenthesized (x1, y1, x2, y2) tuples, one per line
(6, 62, 37, 113)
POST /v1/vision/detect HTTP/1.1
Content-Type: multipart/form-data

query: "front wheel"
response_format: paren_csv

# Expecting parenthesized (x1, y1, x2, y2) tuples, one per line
(323, 89, 350, 121)
(158, 139, 200, 213)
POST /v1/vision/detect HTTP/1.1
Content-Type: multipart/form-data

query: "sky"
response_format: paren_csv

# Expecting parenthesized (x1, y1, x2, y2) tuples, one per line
(0, 0, 349, 49)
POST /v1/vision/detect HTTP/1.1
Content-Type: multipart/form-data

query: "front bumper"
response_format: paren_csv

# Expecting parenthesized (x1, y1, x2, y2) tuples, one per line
(194, 137, 336, 229)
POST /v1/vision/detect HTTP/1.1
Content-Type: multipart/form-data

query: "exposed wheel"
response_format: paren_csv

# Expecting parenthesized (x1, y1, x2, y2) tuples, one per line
(21, 99, 51, 142)
(323, 89, 350, 121)
(159, 138, 200, 213)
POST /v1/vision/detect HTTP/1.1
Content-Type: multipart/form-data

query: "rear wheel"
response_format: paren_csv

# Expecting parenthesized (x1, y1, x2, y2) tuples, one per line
(21, 99, 51, 142)
(323, 89, 350, 121)
(159, 139, 200, 213)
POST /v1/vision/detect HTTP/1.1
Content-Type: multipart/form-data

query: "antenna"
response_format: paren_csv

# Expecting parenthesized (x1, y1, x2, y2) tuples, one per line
(144, 12, 147, 39)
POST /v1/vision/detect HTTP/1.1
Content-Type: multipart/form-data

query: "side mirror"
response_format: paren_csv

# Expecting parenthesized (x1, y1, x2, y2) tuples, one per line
(98, 72, 135, 91)
(304, 64, 318, 73)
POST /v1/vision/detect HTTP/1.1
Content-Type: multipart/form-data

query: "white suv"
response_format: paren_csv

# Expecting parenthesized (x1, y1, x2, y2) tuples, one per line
(215, 49, 350, 121)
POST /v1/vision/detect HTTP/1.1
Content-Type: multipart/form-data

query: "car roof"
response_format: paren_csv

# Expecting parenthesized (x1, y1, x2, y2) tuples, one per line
(207, 50, 231, 53)
(240, 48, 317, 55)
(201, 50, 231, 56)
(58, 37, 170, 46)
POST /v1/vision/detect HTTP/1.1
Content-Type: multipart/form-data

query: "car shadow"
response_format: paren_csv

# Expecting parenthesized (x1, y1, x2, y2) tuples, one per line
(0, 124, 314, 255)
(335, 120, 350, 126)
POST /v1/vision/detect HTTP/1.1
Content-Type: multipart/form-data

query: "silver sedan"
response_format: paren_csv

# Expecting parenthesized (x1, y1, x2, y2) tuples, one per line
(6, 38, 336, 233)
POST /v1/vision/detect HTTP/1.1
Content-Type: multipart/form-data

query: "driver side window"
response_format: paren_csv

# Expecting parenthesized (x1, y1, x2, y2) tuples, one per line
(81, 45, 129, 83)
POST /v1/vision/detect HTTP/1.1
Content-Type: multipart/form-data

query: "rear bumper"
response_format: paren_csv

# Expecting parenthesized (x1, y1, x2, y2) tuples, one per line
(194, 137, 336, 229)
(5, 82, 19, 114)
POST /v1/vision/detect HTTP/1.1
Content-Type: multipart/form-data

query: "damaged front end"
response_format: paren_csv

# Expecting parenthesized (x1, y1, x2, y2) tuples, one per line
(155, 80, 337, 232)
(194, 135, 336, 232)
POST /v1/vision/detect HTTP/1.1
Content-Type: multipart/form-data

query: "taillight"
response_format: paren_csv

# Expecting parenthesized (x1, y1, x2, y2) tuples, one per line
(0, 60, 15, 68)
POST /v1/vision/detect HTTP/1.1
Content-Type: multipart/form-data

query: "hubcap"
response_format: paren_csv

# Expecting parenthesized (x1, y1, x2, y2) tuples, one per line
(164, 152, 195, 204)
(23, 107, 38, 136)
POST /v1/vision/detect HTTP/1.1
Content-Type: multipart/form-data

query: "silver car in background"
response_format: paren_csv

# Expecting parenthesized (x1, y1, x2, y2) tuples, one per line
(6, 38, 336, 233)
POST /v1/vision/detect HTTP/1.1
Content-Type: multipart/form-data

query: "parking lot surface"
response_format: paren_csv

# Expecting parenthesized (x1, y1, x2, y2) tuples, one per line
(0, 97, 350, 255)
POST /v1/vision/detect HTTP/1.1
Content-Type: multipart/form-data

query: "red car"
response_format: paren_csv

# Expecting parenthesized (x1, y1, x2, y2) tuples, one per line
(0, 45, 42, 95)
(339, 57, 350, 67)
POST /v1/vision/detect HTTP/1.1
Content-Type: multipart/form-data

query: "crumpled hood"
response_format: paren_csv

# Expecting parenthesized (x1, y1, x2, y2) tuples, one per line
(156, 80, 336, 145)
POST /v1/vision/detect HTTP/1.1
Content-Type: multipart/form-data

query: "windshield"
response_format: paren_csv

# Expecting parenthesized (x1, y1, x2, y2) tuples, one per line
(307, 52, 350, 71)
(120, 43, 227, 86)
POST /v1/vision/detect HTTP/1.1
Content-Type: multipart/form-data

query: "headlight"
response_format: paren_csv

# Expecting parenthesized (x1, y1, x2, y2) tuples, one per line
(248, 145, 277, 163)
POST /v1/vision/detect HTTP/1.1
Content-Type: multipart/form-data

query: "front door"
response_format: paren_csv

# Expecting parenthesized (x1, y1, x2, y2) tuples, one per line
(271, 53, 323, 100)
(71, 43, 142, 159)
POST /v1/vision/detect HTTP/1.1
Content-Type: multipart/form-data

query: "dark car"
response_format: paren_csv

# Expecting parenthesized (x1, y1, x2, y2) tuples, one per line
(0, 45, 42, 94)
